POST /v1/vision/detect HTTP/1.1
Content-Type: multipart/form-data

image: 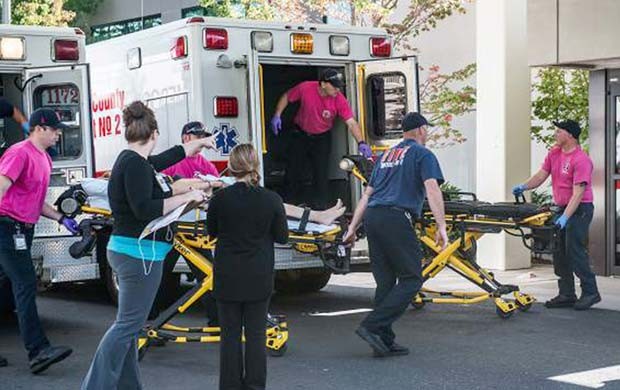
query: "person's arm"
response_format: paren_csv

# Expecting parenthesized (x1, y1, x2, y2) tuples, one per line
(271, 194, 289, 244)
(343, 186, 373, 243)
(0, 175, 12, 202)
(12, 107, 27, 126)
(345, 118, 364, 144)
(563, 184, 586, 218)
(40, 202, 63, 222)
(520, 169, 550, 191)
(273, 92, 289, 117)
(425, 178, 448, 250)
(206, 194, 219, 238)
(147, 145, 186, 172)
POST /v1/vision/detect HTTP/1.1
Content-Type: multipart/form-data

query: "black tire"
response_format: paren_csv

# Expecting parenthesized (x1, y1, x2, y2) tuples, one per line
(274, 268, 331, 294)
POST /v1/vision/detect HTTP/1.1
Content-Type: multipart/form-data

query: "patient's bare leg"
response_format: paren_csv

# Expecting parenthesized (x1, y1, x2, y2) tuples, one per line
(284, 199, 345, 225)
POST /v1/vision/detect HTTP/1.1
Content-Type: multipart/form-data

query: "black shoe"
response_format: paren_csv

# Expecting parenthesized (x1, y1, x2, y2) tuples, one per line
(29, 346, 72, 374)
(544, 295, 577, 308)
(355, 326, 389, 357)
(373, 342, 410, 358)
(574, 293, 601, 311)
(0, 355, 7, 367)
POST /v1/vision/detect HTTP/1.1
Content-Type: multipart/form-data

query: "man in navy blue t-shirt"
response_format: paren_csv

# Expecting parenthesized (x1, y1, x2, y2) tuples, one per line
(344, 112, 448, 358)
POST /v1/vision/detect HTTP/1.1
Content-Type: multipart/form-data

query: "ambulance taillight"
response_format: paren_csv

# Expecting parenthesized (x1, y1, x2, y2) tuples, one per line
(171, 36, 188, 59)
(0, 37, 25, 60)
(53, 39, 79, 61)
(214, 97, 238, 118)
(370, 37, 391, 57)
(204, 28, 228, 50)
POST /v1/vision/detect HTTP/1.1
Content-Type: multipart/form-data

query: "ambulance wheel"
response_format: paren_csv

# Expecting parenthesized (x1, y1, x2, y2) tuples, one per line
(496, 306, 514, 319)
(274, 268, 331, 294)
(268, 343, 288, 357)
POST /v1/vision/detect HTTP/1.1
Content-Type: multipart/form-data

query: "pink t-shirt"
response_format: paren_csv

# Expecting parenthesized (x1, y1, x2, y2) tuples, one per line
(162, 155, 220, 179)
(0, 140, 52, 224)
(542, 146, 593, 206)
(288, 81, 354, 135)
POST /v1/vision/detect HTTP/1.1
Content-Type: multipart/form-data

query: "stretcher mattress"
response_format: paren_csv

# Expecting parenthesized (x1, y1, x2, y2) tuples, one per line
(423, 200, 547, 220)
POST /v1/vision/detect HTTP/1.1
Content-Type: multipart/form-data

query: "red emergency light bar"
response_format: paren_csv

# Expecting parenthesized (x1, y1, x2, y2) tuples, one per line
(171, 36, 188, 59)
(370, 37, 391, 57)
(53, 39, 79, 61)
(214, 97, 238, 117)
(186, 17, 205, 24)
(204, 28, 228, 50)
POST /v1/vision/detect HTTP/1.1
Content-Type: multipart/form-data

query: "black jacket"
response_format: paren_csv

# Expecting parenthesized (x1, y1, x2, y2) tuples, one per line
(207, 182, 288, 301)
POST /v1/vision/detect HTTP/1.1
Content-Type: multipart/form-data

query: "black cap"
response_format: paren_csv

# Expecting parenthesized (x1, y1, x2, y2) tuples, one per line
(29, 108, 68, 130)
(320, 68, 344, 89)
(402, 112, 431, 132)
(181, 121, 210, 137)
(553, 120, 581, 140)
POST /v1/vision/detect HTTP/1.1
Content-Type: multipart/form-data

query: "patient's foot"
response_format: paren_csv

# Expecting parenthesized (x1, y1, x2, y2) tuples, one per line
(312, 200, 345, 225)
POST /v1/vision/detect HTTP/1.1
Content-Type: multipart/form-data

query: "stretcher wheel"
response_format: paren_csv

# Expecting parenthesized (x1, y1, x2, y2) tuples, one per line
(267, 343, 288, 357)
(495, 306, 514, 319)
(411, 293, 426, 310)
(516, 301, 532, 312)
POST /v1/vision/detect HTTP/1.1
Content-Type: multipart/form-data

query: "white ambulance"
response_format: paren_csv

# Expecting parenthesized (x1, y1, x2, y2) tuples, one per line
(0, 25, 92, 291)
(81, 16, 419, 298)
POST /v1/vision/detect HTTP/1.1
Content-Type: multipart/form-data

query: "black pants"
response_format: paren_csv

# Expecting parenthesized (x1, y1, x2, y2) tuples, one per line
(148, 248, 218, 325)
(286, 128, 331, 209)
(218, 298, 269, 390)
(553, 203, 599, 297)
(0, 221, 50, 360)
(361, 207, 423, 347)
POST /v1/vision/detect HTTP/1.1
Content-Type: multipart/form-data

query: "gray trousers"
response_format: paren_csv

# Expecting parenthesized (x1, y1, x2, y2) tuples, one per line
(81, 250, 163, 390)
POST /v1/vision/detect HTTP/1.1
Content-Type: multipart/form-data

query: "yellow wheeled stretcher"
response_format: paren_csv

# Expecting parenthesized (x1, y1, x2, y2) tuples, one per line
(341, 155, 559, 319)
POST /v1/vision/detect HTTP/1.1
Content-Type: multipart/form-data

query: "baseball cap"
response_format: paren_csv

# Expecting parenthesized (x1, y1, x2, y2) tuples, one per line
(402, 112, 432, 132)
(553, 119, 581, 140)
(320, 68, 344, 89)
(181, 121, 210, 137)
(29, 108, 68, 130)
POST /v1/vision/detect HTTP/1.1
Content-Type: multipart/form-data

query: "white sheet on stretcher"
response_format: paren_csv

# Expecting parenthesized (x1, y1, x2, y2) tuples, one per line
(287, 220, 336, 234)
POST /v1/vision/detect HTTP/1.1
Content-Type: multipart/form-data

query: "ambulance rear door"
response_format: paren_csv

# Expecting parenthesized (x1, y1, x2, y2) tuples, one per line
(22, 64, 93, 238)
(354, 56, 419, 154)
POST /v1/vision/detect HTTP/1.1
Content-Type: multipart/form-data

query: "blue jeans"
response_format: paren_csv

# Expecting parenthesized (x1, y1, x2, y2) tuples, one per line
(361, 207, 424, 346)
(0, 220, 50, 360)
(554, 203, 599, 297)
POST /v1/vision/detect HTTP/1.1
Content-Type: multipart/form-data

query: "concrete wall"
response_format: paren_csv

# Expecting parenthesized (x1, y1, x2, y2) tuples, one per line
(90, 0, 199, 26)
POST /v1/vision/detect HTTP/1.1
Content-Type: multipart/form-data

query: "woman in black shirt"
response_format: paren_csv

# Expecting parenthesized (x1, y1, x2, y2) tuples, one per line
(207, 144, 288, 390)
(82, 101, 213, 390)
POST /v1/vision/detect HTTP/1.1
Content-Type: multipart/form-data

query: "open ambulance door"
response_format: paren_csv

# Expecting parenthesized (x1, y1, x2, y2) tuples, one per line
(247, 49, 265, 170)
(22, 64, 93, 237)
(355, 56, 419, 155)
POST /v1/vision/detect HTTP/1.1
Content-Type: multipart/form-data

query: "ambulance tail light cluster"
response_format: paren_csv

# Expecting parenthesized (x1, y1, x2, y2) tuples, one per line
(204, 28, 228, 50)
(252, 32, 273, 53)
(171, 36, 188, 59)
(53, 39, 79, 61)
(370, 37, 391, 57)
(291, 33, 313, 54)
(0, 37, 25, 60)
(214, 97, 238, 117)
(329, 35, 349, 56)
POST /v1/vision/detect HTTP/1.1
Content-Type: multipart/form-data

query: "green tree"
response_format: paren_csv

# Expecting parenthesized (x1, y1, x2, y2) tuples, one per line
(12, 0, 75, 26)
(531, 68, 589, 148)
(64, 0, 105, 33)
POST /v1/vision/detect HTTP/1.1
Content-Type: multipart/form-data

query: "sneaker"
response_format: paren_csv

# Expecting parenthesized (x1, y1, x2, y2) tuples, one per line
(373, 342, 410, 358)
(355, 326, 389, 357)
(29, 346, 72, 374)
(0, 355, 7, 367)
(544, 294, 577, 308)
(574, 293, 602, 311)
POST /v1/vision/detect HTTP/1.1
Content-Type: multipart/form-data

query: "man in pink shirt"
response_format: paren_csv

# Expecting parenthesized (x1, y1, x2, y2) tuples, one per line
(162, 121, 219, 179)
(513, 120, 600, 310)
(270, 69, 370, 209)
(0, 108, 78, 373)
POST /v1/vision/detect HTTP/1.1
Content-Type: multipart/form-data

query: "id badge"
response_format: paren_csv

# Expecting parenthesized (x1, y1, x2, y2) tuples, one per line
(13, 234, 27, 251)
(155, 173, 171, 193)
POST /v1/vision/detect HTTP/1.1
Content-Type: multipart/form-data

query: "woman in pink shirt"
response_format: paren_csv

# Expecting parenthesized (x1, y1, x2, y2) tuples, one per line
(512, 119, 600, 310)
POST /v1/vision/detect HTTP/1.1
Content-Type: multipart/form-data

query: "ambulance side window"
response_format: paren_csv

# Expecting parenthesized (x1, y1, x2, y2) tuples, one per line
(367, 72, 407, 140)
(33, 84, 83, 161)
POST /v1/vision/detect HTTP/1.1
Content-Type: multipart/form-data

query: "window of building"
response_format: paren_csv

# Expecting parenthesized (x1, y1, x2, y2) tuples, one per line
(89, 14, 162, 44)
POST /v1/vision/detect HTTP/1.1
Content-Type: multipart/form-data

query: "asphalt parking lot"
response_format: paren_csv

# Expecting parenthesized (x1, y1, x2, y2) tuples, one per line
(1, 279, 620, 390)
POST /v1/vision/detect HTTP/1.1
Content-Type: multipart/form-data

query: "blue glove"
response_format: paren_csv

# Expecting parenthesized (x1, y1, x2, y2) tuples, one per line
(555, 214, 569, 230)
(22, 122, 30, 136)
(512, 184, 527, 196)
(59, 216, 79, 235)
(358, 141, 372, 159)
(270, 116, 282, 136)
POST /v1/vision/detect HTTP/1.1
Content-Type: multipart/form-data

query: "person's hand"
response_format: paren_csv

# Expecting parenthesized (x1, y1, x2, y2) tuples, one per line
(185, 137, 216, 156)
(555, 214, 569, 230)
(435, 224, 449, 250)
(512, 183, 527, 197)
(358, 141, 372, 159)
(270, 116, 282, 136)
(342, 226, 357, 245)
(59, 216, 79, 235)
(186, 189, 207, 204)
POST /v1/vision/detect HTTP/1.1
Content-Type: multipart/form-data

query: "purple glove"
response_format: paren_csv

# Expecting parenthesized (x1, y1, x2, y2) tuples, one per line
(358, 141, 372, 159)
(270, 115, 282, 136)
(59, 216, 79, 235)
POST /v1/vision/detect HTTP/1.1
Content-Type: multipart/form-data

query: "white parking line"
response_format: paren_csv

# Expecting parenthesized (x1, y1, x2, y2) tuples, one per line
(308, 308, 372, 317)
(548, 365, 620, 388)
